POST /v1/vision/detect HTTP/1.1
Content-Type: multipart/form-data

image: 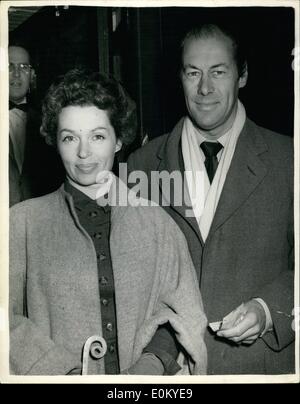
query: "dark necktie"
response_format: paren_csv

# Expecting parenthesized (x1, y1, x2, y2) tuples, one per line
(200, 141, 223, 183)
(9, 101, 28, 112)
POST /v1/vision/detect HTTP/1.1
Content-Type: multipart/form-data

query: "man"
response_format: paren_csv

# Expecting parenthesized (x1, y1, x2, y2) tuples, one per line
(126, 24, 294, 374)
(9, 44, 63, 206)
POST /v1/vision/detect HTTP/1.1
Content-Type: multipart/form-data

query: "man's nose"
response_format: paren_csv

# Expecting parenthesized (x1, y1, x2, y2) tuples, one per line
(77, 141, 92, 159)
(11, 65, 21, 78)
(197, 74, 214, 96)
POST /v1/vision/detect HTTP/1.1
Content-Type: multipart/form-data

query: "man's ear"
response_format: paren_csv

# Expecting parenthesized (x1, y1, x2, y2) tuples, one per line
(239, 63, 248, 89)
(115, 139, 122, 153)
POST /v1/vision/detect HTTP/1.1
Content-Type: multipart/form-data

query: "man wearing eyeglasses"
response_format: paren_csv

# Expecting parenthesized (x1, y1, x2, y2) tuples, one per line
(9, 46, 34, 107)
(9, 45, 34, 206)
(9, 44, 63, 206)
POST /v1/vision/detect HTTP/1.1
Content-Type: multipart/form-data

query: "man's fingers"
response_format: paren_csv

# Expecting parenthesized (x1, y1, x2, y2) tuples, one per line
(229, 328, 260, 343)
(217, 313, 257, 339)
(217, 318, 250, 338)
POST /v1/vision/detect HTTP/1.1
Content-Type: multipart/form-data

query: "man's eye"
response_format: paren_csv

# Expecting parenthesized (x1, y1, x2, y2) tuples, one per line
(20, 64, 29, 71)
(212, 70, 226, 77)
(9, 63, 31, 74)
(186, 70, 200, 78)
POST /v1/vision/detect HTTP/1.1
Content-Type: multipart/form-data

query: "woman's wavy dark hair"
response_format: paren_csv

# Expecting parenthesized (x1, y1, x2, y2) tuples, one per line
(40, 68, 137, 147)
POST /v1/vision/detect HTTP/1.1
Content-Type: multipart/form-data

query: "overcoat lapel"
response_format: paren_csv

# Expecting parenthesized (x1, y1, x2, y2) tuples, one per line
(207, 119, 268, 240)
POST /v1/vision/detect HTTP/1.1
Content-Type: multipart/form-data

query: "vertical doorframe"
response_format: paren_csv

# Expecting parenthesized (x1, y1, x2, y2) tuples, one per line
(96, 7, 110, 74)
(136, 8, 144, 140)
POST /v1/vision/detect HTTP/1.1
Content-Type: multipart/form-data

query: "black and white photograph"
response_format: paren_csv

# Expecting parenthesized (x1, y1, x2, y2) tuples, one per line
(0, 0, 299, 385)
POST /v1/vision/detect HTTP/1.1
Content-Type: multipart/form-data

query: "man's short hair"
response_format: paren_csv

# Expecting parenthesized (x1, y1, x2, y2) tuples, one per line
(8, 38, 32, 62)
(40, 68, 137, 147)
(181, 23, 247, 77)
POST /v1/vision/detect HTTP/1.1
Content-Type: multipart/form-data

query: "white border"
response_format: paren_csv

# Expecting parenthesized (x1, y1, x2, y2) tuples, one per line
(1, 0, 299, 384)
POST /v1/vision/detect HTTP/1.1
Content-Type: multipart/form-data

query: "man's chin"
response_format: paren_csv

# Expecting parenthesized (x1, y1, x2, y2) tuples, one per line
(193, 118, 219, 132)
(9, 95, 25, 104)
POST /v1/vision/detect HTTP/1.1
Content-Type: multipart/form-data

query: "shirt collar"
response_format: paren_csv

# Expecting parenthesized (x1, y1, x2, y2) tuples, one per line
(196, 130, 229, 148)
(64, 180, 111, 213)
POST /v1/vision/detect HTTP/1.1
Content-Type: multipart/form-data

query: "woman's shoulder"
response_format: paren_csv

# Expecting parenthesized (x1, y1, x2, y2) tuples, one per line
(10, 188, 63, 218)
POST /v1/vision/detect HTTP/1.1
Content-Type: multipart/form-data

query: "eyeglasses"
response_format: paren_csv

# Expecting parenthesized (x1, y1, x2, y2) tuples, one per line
(9, 63, 32, 74)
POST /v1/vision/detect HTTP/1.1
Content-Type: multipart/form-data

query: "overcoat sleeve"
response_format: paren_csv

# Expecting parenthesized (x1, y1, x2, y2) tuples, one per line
(131, 207, 208, 375)
(9, 204, 81, 375)
(258, 199, 294, 351)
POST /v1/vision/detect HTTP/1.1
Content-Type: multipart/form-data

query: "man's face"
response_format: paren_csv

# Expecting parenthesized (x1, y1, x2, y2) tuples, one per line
(181, 34, 247, 139)
(9, 46, 33, 103)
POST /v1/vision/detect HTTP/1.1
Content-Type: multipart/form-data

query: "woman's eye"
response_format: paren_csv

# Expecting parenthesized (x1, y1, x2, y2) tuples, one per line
(93, 134, 105, 141)
(62, 135, 75, 143)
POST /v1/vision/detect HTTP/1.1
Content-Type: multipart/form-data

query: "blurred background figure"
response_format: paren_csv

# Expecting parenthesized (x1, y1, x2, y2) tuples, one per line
(9, 42, 63, 207)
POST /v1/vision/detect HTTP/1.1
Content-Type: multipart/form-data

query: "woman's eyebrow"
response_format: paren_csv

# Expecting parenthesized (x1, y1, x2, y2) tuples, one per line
(91, 127, 108, 131)
(58, 128, 76, 135)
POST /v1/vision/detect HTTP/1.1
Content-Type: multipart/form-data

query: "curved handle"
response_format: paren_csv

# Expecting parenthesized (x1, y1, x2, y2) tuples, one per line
(82, 335, 107, 375)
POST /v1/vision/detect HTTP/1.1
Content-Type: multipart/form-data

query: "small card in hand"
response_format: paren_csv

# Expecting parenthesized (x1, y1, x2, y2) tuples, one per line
(209, 303, 247, 333)
(208, 321, 223, 332)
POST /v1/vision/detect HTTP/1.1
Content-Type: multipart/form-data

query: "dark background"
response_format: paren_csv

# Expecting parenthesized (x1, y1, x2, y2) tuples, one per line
(10, 5, 295, 151)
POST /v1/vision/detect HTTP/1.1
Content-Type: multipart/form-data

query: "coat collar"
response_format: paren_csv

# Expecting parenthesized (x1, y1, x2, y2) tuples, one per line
(157, 118, 184, 172)
(59, 177, 141, 233)
(207, 118, 268, 240)
(155, 117, 269, 242)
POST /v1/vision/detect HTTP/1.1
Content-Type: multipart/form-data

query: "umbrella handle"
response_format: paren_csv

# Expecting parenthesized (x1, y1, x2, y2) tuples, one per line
(82, 335, 107, 375)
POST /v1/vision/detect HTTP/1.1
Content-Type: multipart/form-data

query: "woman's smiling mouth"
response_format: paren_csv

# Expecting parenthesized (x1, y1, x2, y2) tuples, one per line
(76, 163, 98, 173)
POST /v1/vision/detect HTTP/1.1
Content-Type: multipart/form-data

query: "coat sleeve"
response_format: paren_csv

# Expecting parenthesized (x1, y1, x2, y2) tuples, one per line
(256, 139, 294, 352)
(157, 212, 208, 374)
(9, 204, 81, 375)
(257, 199, 294, 352)
(132, 207, 208, 375)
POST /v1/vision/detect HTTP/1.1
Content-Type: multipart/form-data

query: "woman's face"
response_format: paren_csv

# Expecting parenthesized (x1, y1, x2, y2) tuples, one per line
(57, 105, 122, 186)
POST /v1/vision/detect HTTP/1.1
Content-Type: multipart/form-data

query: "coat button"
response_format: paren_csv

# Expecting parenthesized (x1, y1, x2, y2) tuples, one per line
(106, 322, 113, 332)
(94, 232, 102, 239)
(89, 211, 98, 218)
(109, 344, 115, 353)
(99, 276, 108, 285)
(101, 298, 108, 306)
(97, 253, 107, 261)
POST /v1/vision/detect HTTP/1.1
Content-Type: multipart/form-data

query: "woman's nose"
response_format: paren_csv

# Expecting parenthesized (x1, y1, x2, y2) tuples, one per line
(77, 141, 92, 159)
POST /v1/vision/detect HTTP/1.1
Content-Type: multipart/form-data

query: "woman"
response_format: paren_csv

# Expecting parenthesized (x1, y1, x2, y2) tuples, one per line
(9, 69, 207, 375)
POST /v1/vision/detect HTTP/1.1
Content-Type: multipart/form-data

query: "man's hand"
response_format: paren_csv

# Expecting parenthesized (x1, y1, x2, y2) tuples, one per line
(217, 300, 266, 345)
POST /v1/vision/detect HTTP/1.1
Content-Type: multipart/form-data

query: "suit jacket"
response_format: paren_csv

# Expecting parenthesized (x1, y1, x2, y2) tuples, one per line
(127, 117, 294, 374)
(9, 106, 64, 207)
